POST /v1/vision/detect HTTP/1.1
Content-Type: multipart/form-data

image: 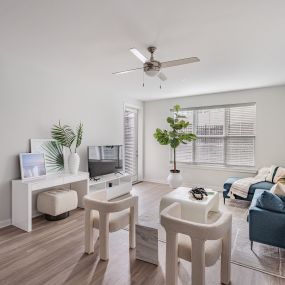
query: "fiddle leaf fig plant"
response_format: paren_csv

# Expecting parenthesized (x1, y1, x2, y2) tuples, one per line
(153, 104, 197, 172)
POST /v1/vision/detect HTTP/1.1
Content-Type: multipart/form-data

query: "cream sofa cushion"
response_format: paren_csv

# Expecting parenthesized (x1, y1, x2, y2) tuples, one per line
(37, 189, 78, 216)
(266, 166, 285, 183)
(270, 182, 285, 196)
(274, 167, 285, 183)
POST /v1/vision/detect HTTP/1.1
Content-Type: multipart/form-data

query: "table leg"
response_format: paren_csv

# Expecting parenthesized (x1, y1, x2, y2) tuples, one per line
(12, 185, 32, 232)
(211, 193, 220, 212)
(204, 210, 209, 224)
(99, 213, 110, 261)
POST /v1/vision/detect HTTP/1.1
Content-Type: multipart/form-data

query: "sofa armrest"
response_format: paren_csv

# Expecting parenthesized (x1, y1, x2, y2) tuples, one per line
(249, 189, 265, 208)
(249, 205, 285, 248)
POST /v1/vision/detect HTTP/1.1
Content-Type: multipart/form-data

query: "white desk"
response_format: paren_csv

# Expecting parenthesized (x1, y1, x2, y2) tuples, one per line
(12, 172, 89, 232)
(160, 187, 219, 223)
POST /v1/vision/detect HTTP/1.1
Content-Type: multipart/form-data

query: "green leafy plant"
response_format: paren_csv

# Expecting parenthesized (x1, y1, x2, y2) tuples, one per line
(75, 122, 83, 152)
(51, 121, 83, 153)
(153, 104, 197, 173)
(42, 140, 64, 171)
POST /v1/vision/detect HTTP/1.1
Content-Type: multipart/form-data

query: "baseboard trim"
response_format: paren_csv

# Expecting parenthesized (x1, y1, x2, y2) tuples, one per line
(186, 184, 222, 192)
(0, 219, 11, 229)
(0, 213, 43, 230)
(33, 211, 42, 218)
(143, 178, 167, 184)
(143, 179, 222, 192)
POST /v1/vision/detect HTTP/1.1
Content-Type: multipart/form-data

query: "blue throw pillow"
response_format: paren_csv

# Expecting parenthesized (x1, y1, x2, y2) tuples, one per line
(256, 191, 285, 213)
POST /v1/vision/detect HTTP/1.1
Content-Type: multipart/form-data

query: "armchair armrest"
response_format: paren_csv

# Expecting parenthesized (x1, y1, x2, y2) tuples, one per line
(84, 193, 138, 213)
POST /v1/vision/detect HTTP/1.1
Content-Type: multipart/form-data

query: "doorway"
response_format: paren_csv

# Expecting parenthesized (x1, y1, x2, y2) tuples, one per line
(124, 107, 139, 183)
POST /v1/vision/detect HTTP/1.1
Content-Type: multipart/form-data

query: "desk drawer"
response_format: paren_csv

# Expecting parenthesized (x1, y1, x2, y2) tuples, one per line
(63, 173, 88, 184)
(31, 178, 64, 191)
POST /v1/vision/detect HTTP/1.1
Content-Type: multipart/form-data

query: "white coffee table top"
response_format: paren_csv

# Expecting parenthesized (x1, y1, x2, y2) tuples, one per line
(164, 187, 216, 203)
(160, 187, 220, 223)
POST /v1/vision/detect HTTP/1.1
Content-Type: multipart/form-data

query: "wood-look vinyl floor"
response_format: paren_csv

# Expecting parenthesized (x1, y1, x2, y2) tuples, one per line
(0, 182, 284, 285)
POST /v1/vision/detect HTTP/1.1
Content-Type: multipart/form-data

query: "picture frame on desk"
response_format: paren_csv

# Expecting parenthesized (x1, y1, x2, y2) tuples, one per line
(19, 153, 47, 180)
(30, 139, 65, 174)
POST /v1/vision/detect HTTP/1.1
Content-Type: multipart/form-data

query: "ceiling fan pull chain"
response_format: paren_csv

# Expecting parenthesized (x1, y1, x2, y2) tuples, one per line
(160, 80, 162, 89)
(142, 70, 145, 87)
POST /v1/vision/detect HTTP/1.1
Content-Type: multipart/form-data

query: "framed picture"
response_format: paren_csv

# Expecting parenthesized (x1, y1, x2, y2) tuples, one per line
(30, 139, 64, 174)
(19, 153, 47, 180)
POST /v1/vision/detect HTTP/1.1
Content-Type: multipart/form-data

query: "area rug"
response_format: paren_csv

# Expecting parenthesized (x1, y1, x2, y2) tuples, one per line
(137, 195, 285, 278)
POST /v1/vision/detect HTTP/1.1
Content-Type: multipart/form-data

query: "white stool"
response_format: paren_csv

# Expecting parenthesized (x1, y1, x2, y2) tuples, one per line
(37, 189, 78, 221)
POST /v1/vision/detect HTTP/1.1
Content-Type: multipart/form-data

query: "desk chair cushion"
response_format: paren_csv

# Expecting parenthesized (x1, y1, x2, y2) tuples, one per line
(178, 234, 222, 267)
(92, 209, 130, 232)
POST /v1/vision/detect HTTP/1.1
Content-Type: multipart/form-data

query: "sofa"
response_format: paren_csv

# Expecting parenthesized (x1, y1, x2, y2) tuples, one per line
(248, 189, 285, 249)
(223, 177, 274, 202)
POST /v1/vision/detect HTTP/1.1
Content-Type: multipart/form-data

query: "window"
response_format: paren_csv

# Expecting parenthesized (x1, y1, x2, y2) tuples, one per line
(124, 107, 139, 182)
(174, 103, 256, 168)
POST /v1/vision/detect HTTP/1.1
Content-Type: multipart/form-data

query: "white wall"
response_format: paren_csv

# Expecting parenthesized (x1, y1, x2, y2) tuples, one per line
(144, 86, 285, 189)
(0, 58, 143, 227)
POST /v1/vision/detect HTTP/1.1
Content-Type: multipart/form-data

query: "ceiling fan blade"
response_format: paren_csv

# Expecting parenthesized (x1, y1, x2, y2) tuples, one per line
(161, 57, 200, 68)
(157, 72, 167, 81)
(130, 48, 147, 63)
(112, 67, 143, 75)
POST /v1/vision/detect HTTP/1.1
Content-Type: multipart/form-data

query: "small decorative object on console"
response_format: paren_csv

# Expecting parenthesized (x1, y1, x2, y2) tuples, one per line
(51, 121, 83, 175)
(189, 187, 208, 200)
(19, 153, 47, 180)
(30, 139, 64, 173)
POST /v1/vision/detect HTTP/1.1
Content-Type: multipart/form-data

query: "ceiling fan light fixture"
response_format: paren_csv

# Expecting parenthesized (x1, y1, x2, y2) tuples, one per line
(143, 60, 161, 77)
(145, 69, 159, 77)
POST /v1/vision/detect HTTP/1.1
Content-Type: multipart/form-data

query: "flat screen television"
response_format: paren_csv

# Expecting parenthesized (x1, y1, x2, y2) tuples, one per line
(88, 145, 123, 178)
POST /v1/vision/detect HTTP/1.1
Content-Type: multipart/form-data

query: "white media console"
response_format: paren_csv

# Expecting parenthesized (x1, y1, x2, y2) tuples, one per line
(89, 172, 132, 200)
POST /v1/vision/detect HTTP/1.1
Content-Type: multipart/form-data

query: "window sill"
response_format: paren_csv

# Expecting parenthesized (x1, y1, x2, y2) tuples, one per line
(173, 163, 258, 174)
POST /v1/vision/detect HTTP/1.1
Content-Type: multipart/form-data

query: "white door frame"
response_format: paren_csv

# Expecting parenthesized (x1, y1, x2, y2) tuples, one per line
(123, 103, 143, 182)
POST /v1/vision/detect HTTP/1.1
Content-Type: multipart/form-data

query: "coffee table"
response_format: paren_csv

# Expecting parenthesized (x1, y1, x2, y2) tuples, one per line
(160, 187, 219, 223)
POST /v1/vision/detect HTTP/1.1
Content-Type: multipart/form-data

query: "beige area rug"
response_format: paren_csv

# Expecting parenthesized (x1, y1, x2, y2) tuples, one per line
(137, 195, 285, 279)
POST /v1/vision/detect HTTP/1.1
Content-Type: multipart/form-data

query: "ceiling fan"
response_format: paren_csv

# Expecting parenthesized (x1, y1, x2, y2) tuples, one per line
(112, 46, 200, 81)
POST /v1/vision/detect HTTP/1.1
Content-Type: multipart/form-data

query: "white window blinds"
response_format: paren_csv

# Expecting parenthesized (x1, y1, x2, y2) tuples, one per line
(124, 108, 138, 182)
(226, 104, 256, 166)
(176, 110, 194, 163)
(175, 103, 256, 167)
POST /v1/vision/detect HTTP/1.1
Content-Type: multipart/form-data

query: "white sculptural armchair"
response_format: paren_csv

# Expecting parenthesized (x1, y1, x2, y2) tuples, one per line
(84, 190, 138, 260)
(160, 202, 232, 285)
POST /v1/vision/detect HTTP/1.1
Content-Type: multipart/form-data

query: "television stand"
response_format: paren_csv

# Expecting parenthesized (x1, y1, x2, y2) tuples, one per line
(89, 172, 132, 200)
(90, 177, 101, 182)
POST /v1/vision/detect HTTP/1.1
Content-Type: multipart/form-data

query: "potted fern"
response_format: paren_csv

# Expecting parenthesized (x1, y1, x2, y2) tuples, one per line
(153, 105, 197, 188)
(51, 122, 83, 175)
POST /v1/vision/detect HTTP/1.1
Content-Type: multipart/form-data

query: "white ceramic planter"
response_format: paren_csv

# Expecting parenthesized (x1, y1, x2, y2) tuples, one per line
(68, 153, 80, 174)
(167, 171, 183, 189)
(63, 147, 69, 173)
